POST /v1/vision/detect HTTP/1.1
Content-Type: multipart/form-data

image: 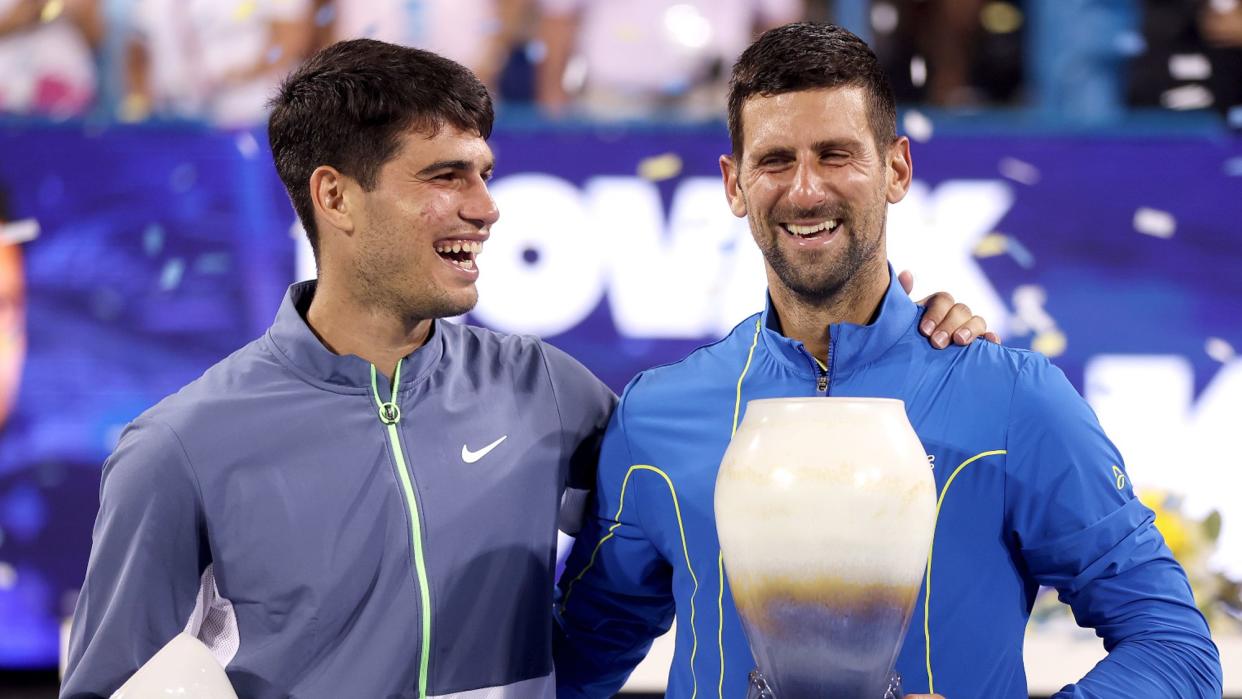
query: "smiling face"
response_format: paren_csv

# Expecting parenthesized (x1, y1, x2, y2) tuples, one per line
(343, 125, 498, 322)
(721, 86, 911, 306)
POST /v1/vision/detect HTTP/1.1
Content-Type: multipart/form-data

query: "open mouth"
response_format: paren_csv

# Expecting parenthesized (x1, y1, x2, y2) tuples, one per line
(434, 239, 483, 272)
(780, 219, 841, 240)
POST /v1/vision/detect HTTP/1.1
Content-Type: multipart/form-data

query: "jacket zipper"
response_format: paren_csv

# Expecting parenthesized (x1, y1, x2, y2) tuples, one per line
(814, 338, 834, 395)
(371, 360, 432, 698)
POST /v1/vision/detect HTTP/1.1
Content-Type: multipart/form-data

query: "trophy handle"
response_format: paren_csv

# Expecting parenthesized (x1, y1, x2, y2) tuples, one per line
(745, 669, 904, 699)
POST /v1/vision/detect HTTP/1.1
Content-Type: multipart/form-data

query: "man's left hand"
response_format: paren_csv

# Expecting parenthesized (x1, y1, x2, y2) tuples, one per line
(899, 269, 1000, 348)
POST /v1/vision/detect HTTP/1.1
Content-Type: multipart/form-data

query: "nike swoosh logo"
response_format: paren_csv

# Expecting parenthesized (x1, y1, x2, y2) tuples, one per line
(461, 435, 507, 464)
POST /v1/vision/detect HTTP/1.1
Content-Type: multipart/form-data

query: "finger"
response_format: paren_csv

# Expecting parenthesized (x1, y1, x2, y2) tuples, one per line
(950, 315, 988, 345)
(918, 291, 956, 341)
(898, 269, 914, 295)
(983, 330, 1002, 344)
(930, 302, 976, 349)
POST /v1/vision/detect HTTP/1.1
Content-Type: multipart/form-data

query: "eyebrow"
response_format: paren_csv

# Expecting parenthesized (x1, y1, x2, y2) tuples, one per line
(416, 159, 496, 177)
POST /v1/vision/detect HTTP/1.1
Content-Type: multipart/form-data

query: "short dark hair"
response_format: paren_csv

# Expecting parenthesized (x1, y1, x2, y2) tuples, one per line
(268, 39, 494, 259)
(727, 22, 896, 158)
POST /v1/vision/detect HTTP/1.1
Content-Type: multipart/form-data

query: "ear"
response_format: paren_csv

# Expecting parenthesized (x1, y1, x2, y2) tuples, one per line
(309, 165, 357, 235)
(885, 136, 913, 204)
(720, 154, 748, 218)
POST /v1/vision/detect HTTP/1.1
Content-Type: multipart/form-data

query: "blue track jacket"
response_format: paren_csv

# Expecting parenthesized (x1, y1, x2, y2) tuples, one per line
(554, 270, 1222, 699)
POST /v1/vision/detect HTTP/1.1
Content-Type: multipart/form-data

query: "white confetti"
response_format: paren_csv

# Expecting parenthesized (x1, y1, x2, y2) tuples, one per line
(871, 2, 899, 33)
(1168, 54, 1211, 81)
(0, 562, 15, 590)
(903, 110, 934, 142)
(998, 157, 1041, 185)
(1160, 85, 1214, 111)
(0, 219, 39, 245)
(235, 132, 259, 159)
(1225, 156, 1242, 177)
(1133, 207, 1177, 238)
(1206, 337, 1236, 363)
(910, 55, 927, 88)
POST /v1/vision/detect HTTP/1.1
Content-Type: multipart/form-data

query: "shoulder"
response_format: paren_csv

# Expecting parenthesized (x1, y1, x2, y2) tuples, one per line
(622, 313, 763, 410)
(137, 336, 276, 435)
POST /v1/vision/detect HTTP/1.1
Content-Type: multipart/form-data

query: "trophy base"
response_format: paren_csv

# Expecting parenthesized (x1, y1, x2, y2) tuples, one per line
(745, 669, 903, 699)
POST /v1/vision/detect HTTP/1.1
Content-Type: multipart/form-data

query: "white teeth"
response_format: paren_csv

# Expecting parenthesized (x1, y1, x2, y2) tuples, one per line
(452, 242, 462, 253)
(785, 220, 839, 236)
(436, 240, 484, 254)
(460, 259, 474, 270)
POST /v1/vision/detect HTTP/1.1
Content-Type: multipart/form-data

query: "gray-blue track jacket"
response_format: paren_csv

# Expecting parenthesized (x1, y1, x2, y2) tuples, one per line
(62, 281, 617, 698)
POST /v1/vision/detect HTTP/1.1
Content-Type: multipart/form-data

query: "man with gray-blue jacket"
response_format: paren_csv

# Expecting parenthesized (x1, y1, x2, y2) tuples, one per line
(61, 39, 618, 698)
(62, 38, 992, 699)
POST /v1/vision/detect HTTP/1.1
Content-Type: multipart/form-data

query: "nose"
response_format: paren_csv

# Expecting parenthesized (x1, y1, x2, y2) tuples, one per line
(787, 160, 828, 211)
(462, 176, 500, 229)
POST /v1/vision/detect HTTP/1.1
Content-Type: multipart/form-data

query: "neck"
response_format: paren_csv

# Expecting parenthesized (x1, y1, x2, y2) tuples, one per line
(305, 276, 432, 381)
(768, 262, 890, 365)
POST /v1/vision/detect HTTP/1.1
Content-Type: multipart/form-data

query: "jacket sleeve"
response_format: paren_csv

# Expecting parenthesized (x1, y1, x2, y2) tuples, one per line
(1006, 356, 1222, 698)
(538, 341, 618, 536)
(553, 378, 676, 698)
(60, 418, 210, 699)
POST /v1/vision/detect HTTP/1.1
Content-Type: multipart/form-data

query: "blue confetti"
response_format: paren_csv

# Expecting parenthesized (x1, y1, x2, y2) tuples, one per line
(143, 223, 165, 256)
(193, 253, 232, 275)
(315, 4, 336, 27)
(0, 486, 48, 542)
(159, 258, 186, 291)
(1224, 157, 1242, 177)
(169, 163, 197, 193)
(1006, 236, 1035, 269)
(266, 45, 284, 65)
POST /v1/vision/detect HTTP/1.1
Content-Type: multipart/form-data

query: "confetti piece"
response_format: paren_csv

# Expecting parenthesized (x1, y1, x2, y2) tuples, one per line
(194, 253, 232, 275)
(0, 219, 40, 245)
(1032, 328, 1067, 357)
(1225, 157, 1242, 177)
(143, 224, 165, 257)
(909, 55, 927, 88)
(0, 527, 5, 548)
(1011, 284, 1056, 336)
(998, 157, 1040, 185)
(266, 46, 284, 65)
(1133, 207, 1176, 238)
(974, 233, 1008, 257)
(1228, 105, 1242, 130)
(169, 163, 197, 193)
(40, 0, 63, 22)
(871, 2, 899, 34)
(159, 258, 186, 291)
(1160, 85, 1213, 110)
(1206, 337, 1236, 363)
(638, 153, 683, 181)
(1168, 54, 1211, 81)
(235, 132, 259, 158)
(903, 110, 933, 142)
(1006, 235, 1035, 268)
(232, 0, 258, 22)
(315, 4, 336, 27)
(0, 562, 14, 590)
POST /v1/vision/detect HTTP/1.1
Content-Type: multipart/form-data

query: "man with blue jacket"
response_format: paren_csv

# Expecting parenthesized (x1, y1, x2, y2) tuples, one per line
(62, 37, 993, 698)
(553, 22, 1223, 699)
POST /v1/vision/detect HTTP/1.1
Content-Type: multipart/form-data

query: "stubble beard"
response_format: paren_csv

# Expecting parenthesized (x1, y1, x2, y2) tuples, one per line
(755, 200, 886, 307)
(351, 226, 479, 324)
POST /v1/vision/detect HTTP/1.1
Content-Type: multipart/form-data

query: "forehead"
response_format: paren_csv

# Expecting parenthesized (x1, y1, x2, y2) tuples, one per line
(739, 86, 872, 155)
(390, 124, 494, 168)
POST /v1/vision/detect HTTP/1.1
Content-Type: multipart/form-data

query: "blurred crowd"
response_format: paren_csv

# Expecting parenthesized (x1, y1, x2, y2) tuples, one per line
(0, 0, 1238, 126)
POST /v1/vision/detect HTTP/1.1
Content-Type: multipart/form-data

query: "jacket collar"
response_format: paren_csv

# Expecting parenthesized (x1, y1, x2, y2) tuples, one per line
(758, 264, 920, 379)
(265, 280, 446, 392)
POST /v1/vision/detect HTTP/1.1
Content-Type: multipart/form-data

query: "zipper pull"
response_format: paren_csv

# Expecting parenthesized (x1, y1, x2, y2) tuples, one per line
(370, 359, 405, 425)
(816, 372, 828, 393)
